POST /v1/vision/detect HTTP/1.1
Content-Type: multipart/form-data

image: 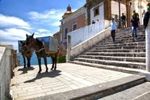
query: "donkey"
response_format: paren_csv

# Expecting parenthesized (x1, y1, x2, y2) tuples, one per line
(26, 33, 59, 73)
(18, 40, 33, 68)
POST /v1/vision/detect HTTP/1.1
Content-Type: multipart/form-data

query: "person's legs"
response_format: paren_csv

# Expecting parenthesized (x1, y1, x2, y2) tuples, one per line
(135, 27, 137, 38)
(132, 27, 136, 41)
(111, 30, 115, 43)
(122, 20, 125, 28)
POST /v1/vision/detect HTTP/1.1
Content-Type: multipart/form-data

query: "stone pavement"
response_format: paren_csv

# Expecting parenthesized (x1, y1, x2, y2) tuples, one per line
(10, 63, 133, 100)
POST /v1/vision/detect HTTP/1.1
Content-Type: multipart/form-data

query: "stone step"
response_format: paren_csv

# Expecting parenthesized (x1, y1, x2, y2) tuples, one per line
(101, 34, 145, 43)
(33, 74, 146, 100)
(106, 31, 144, 37)
(71, 61, 145, 73)
(117, 34, 145, 39)
(95, 45, 145, 49)
(104, 40, 145, 45)
(105, 37, 145, 43)
(96, 43, 145, 48)
(104, 41, 145, 46)
(74, 58, 145, 69)
(84, 52, 145, 57)
(99, 82, 150, 100)
(90, 48, 145, 52)
(79, 55, 145, 63)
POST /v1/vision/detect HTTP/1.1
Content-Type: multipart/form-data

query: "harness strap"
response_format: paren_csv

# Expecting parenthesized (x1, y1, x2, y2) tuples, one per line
(35, 48, 45, 53)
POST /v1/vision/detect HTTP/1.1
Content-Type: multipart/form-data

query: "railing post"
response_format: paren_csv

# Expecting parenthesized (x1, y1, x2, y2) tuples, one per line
(146, 22, 150, 72)
(66, 35, 71, 62)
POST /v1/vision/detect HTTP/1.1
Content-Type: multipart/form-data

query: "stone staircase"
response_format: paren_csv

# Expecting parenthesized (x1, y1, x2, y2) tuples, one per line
(72, 28, 146, 72)
(69, 28, 150, 100)
(99, 81, 150, 100)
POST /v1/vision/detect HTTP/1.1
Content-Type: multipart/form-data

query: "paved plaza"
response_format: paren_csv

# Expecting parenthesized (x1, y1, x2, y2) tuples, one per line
(10, 63, 133, 100)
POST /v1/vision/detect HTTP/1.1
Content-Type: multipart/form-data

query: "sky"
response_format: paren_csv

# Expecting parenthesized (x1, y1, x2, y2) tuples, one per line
(0, 0, 86, 50)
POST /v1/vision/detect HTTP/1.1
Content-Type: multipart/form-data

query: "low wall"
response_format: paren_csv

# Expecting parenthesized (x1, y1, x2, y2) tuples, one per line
(68, 22, 104, 48)
(67, 28, 110, 61)
(0, 46, 14, 100)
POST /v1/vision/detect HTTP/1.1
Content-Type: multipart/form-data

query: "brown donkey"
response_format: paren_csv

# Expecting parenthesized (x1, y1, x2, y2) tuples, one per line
(18, 40, 33, 68)
(26, 33, 59, 73)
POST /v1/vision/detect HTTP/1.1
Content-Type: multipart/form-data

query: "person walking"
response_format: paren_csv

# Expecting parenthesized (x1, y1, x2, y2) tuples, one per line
(143, 4, 150, 29)
(131, 11, 140, 41)
(121, 13, 126, 28)
(143, 3, 150, 71)
(110, 18, 117, 43)
(133, 10, 139, 18)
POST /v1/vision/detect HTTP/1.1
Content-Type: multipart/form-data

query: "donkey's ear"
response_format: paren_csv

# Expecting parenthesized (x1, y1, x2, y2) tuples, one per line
(26, 34, 29, 38)
(32, 33, 34, 37)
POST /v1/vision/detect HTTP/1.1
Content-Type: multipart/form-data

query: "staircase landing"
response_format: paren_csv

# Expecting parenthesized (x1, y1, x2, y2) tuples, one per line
(11, 63, 137, 100)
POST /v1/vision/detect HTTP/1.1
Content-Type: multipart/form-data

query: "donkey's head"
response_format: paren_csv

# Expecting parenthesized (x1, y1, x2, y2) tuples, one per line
(19, 40, 33, 58)
(26, 33, 35, 47)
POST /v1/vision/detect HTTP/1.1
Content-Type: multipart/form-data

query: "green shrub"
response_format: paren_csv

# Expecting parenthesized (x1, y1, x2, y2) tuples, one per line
(58, 56, 66, 63)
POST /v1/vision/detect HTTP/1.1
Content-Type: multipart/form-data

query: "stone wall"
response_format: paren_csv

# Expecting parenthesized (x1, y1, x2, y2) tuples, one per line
(66, 28, 110, 61)
(0, 46, 14, 100)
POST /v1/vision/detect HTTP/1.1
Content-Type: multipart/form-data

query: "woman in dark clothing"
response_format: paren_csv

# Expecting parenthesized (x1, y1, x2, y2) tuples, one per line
(131, 13, 139, 41)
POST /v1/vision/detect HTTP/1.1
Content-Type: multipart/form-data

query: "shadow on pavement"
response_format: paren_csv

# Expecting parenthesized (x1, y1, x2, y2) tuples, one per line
(24, 70, 61, 83)
(18, 67, 35, 74)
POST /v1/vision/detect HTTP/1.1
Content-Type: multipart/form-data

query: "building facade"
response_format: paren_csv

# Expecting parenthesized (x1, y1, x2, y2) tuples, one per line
(86, 0, 133, 27)
(60, 5, 87, 48)
(59, 0, 148, 48)
(53, 31, 61, 43)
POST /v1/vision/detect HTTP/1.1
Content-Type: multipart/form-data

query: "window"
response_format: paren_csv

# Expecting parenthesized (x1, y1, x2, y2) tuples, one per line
(94, 6, 99, 16)
(65, 28, 68, 39)
(72, 24, 77, 31)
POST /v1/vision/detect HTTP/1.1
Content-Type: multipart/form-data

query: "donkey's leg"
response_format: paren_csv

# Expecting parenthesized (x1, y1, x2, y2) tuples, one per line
(27, 57, 31, 67)
(44, 57, 48, 72)
(51, 57, 54, 70)
(37, 57, 42, 73)
(23, 55, 26, 68)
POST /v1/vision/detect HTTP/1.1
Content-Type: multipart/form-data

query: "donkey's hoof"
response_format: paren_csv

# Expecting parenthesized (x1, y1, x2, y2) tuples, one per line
(38, 70, 41, 74)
